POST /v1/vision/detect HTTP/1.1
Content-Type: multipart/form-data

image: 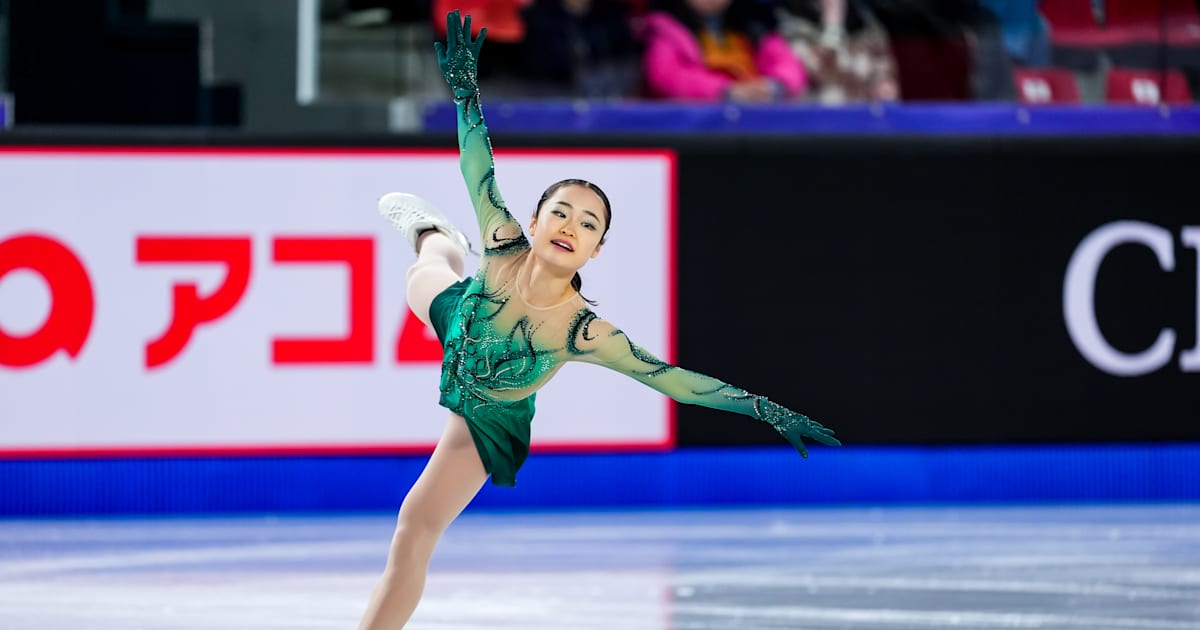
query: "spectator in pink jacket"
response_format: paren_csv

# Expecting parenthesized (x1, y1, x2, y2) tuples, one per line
(642, 0, 808, 102)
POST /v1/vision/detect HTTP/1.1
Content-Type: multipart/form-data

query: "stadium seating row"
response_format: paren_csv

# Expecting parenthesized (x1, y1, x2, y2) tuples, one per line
(1014, 66, 1192, 104)
(1043, 0, 1200, 49)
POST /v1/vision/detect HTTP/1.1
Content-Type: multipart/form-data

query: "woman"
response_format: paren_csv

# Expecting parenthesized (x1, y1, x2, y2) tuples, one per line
(359, 11, 839, 628)
(642, 0, 808, 101)
(776, 0, 900, 104)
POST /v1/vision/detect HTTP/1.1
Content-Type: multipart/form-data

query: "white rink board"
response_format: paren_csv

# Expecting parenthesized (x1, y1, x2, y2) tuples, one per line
(0, 148, 674, 453)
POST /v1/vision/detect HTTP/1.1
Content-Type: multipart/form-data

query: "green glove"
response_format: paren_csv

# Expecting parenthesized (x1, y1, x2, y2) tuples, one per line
(759, 400, 841, 458)
(434, 10, 487, 100)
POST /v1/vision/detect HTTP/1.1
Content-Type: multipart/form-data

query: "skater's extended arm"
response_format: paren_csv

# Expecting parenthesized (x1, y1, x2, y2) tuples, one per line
(569, 313, 841, 457)
(434, 11, 527, 255)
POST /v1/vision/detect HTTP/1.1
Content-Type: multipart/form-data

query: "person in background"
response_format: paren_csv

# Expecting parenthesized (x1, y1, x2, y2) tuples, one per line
(776, 0, 900, 103)
(642, 0, 808, 102)
(519, 0, 643, 98)
(975, 0, 1050, 67)
(862, 0, 1014, 101)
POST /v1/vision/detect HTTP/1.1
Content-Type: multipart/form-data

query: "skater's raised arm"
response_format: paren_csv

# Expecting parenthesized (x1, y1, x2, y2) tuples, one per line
(434, 11, 527, 256)
(568, 313, 841, 458)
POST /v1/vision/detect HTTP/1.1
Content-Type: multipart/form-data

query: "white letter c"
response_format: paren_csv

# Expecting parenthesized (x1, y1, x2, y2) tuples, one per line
(1063, 221, 1175, 376)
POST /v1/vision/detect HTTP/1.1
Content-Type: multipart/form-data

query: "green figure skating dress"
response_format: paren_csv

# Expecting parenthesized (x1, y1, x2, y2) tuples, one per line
(430, 11, 840, 486)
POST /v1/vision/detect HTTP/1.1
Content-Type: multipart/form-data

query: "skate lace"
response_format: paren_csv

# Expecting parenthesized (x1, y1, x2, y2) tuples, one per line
(384, 203, 429, 230)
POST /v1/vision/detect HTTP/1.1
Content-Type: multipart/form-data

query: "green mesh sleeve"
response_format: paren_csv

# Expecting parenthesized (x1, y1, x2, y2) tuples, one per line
(574, 314, 841, 457)
(436, 10, 527, 255)
(453, 94, 527, 255)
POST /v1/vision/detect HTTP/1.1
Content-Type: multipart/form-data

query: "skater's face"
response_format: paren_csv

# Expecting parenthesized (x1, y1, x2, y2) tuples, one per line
(529, 184, 607, 269)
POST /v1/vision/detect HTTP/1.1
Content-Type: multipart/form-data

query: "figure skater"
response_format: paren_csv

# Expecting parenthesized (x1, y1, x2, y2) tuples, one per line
(358, 11, 840, 628)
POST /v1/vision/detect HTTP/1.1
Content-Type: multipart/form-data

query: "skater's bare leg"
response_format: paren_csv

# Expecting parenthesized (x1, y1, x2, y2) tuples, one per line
(358, 414, 487, 629)
(405, 232, 465, 328)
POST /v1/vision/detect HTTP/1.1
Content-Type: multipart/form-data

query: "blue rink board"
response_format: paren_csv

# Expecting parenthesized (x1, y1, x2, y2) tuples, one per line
(0, 93, 11, 129)
(2, 443, 1198, 516)
(422, 101, 1200, 135)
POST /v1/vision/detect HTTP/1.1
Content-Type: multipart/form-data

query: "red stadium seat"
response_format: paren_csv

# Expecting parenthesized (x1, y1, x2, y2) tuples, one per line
(1041, 0, 1130, 47)
(1013, 68, 1082, 104)
(1105, 0, 1161, 23)
(1105, 67, 1193, 104)
(1040, 0, 1098, 30)
(1043, 0, 1200, 48)
(1106, 0, 1200, 47)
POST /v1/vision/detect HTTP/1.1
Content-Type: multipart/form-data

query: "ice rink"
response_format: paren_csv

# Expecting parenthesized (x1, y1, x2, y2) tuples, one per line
(3, 503, 1198, 629)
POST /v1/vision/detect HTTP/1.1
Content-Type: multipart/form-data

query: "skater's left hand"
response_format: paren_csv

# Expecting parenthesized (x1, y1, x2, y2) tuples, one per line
(760, 400, 841, 458)
(434, 10, 486, 100)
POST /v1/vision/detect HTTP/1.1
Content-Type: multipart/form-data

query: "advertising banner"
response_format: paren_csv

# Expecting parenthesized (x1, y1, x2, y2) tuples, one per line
(0, 147, 676, 454)
(672, 138, 1200, 445)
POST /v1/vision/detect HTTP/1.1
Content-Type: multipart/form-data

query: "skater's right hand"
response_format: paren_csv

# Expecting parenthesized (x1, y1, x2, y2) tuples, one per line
(434, 10, 486, 100)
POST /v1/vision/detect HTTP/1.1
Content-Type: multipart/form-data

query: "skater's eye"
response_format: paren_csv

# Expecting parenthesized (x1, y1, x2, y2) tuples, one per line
(552, 210, 566, 218)
(582, 221, 596, 231)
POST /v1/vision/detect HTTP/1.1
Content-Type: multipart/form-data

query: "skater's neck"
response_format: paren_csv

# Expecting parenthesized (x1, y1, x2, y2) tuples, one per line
(517, 256, 577, 309)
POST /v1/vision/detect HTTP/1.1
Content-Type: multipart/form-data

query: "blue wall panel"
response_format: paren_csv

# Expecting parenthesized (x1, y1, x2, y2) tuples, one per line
(2, 443, 1198, 516)
(422, 102, 1200, 135)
